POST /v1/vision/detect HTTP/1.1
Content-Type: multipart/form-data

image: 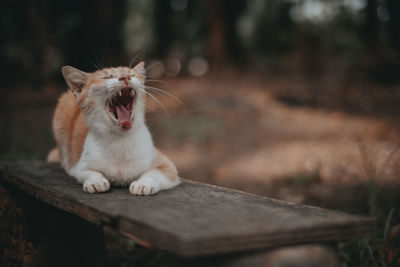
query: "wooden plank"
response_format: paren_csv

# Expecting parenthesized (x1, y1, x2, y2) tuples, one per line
(0, 161, 374, 257)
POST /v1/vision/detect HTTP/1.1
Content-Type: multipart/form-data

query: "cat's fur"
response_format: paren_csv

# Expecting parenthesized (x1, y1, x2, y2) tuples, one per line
(47, 62, 180, 195)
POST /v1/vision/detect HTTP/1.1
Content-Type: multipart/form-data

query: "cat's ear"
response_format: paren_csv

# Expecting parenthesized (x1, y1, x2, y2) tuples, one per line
(132, 61, 145, 78)
(61, 66, 89, 95)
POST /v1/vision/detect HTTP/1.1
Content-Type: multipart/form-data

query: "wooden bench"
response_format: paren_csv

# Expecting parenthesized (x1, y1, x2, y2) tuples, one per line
(0, 161, 373, 266)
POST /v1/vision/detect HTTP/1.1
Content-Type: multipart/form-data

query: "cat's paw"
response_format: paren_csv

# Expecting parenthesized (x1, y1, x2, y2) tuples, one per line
(83, 177, 110, 193)
(129, 179, 160, 196)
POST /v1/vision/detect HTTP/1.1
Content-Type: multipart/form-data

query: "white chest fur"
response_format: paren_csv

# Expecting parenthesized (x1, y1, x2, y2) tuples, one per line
(75, 124, 155, 185)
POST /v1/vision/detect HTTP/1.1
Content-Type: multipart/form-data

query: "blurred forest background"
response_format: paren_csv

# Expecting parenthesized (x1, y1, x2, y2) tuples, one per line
(1, 0, 400, 265)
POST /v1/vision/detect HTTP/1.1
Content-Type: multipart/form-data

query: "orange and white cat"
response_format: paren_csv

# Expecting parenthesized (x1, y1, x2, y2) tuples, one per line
(47, 62, 180, 195)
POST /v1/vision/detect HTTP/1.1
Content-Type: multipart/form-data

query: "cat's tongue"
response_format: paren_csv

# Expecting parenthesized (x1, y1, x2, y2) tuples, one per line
(115, 104, 132, 129)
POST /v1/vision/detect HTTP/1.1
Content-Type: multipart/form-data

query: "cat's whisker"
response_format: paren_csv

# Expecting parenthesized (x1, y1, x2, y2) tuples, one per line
(100, 54, 105, 70)
(146, 79, 168, 85)
(93, 53, 105, 70)
(139, 88, 170, 117)
(144, 90, 169, 116)
(90, 62, 102, 71)
(129, 49, 146, 69)
(144, 85, 184, 105)
(145, 60, 168, 72)
(91, 88, 111, 100)
(145, 89, 183, 107)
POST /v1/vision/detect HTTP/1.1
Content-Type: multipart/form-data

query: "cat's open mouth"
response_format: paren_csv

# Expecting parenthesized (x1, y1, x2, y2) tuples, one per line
(107, 87, 135, 129)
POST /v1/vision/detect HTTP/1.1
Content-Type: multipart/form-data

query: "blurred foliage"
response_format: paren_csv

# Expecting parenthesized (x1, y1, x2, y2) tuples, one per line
(156, 116, 225, 145)
(339, 207, 400, 266)
(1, 0, 400, 87)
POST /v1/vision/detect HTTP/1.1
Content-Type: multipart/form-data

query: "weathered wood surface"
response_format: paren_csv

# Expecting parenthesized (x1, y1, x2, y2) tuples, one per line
(0, 161, 373, 257)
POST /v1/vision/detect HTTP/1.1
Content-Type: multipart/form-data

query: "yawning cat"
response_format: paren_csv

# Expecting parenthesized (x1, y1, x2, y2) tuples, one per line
(47, 62, 180, 195)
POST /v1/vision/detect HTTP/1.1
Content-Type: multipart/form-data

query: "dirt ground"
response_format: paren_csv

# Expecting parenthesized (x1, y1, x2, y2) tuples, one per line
(1, 73, 399, 212)
(145, 74, 400, 211)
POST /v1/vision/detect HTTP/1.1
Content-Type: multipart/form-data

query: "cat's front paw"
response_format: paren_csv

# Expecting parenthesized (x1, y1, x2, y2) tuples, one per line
(129, 179, 160, 196)
(83, 177, 110, 193)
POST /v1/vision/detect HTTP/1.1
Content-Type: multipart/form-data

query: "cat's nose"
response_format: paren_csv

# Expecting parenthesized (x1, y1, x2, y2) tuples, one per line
(119, 76, 130, 86)
(119, 76, 129, 82)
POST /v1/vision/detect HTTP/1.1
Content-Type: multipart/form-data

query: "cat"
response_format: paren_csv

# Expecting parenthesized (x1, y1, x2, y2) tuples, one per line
(47, 62, 180, 195)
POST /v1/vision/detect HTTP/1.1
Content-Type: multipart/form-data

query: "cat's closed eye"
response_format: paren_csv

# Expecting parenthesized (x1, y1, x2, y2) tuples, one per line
(101, 75, 117, 79)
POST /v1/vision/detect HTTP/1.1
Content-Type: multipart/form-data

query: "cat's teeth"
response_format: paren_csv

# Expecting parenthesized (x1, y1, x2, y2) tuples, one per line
(119, 91, 122, 96)
(130, 91, 134, 97)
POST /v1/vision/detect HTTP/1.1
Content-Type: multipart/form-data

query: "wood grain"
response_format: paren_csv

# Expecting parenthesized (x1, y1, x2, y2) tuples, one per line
(0, 161, 374, 257)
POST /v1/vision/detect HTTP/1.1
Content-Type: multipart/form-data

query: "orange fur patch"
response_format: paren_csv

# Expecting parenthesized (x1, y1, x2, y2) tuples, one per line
(47, 147, 60, 162)
(151, 149, 179, 182)
(52, 90, 88, 168)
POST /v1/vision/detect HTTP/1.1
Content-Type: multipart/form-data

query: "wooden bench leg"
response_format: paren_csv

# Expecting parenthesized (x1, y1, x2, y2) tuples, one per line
(0, 182, 108, 267)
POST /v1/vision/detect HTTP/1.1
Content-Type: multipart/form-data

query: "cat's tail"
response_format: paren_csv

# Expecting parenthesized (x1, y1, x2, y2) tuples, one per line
(47, 147, 60, 162)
